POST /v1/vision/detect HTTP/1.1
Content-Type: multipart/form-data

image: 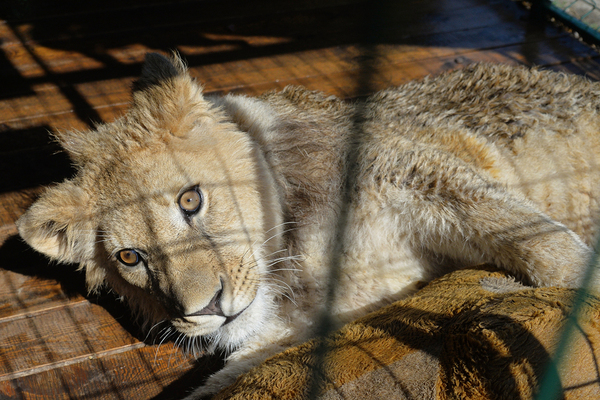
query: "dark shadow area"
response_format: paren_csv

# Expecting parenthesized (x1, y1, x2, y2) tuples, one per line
(149, 353, 225, 400)
(0, 0, 551, 89)
(0, 126, 74, 192)
(0, 0, 555, 100)
(0, 234, 85, 295)
(0, 50, 34, 100)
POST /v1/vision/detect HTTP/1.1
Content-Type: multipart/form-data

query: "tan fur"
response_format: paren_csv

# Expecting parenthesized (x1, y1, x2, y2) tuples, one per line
(17, 54, 600, 396)
(213, 268, 600, 400)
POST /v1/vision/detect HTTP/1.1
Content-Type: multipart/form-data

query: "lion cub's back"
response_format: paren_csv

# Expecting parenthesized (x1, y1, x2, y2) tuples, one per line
(364, 63, 600, 245)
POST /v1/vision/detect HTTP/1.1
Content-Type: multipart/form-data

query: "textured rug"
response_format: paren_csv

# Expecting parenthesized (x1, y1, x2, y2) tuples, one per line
(213, 268, 600, 399)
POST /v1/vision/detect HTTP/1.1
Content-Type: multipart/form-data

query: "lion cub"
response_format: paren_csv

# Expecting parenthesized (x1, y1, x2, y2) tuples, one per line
(17, 53, 600, 396)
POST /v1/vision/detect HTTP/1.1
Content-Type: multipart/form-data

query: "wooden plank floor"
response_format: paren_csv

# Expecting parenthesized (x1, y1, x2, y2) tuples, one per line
(1, 0, 599, 398)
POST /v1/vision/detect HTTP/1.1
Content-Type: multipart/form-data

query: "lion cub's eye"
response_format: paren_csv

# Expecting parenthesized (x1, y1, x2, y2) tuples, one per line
(116, 249, 141, 267)
(178, 187, 203, 215)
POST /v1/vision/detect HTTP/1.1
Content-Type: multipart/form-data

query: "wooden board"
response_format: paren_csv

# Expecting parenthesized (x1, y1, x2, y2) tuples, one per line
(0, 0, 599, 398)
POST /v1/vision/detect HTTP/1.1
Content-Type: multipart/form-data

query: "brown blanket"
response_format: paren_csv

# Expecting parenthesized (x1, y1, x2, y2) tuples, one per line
(213, 268, 600, 399)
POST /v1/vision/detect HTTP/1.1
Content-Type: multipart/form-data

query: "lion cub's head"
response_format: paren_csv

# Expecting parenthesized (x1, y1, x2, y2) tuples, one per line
(17, 53, 283, 347)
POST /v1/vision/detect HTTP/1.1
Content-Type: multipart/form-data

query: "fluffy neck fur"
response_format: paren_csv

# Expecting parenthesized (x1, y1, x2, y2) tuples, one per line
(213, 87, 353, 233)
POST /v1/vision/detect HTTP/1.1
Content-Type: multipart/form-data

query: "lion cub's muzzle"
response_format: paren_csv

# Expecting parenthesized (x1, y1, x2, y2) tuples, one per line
(171, 279, 254, 337)
(184, 286, 245, 325)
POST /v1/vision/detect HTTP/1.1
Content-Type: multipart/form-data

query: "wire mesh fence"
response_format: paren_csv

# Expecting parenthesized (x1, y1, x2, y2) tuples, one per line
(2, 0, 600, 398)
(545, 0, 600, 41)
(311, 2, 600, 399)
(528, 3, 600, 398)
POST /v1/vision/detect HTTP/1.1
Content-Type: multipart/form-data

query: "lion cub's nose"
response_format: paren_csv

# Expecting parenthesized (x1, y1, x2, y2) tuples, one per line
(185, 288, 224, 318)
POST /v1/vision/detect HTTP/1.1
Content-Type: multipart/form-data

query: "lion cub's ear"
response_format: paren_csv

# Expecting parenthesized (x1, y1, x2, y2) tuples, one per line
(133, 52, 187, 92)
(17, 181, 94, 265)
(130, 52, 212, 140)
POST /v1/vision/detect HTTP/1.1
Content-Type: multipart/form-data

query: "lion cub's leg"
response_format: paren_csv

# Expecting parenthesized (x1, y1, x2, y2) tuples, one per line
(379, 153, 594, 289)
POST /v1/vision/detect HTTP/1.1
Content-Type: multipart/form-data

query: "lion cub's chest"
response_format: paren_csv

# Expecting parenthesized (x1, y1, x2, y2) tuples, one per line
(295, 192, 432, 323)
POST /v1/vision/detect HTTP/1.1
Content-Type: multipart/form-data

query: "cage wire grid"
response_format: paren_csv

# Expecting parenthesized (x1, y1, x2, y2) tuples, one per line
(543, 0, 600, 41)
(1, 0, 597, 398)
(307, 1, 600, 400)
(533, 3, 600, 400)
